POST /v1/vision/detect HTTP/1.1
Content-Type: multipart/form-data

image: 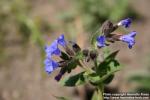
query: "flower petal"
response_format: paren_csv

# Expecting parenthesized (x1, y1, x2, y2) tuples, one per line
(44, 58, 59, 74)
(45, 40, 61, 57)
(119, 31, 137, 49)
(57, 34, 66, 47)
(96, 35, 106, 48)
(118, 18, 132, 28)
(129, 31, 137, 37)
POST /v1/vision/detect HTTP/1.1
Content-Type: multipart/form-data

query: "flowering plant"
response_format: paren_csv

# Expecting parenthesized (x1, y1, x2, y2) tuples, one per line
(44, 18, 137, 100)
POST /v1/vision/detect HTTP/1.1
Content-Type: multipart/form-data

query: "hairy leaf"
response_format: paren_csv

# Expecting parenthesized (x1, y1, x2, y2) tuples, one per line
(60, 72, 85, 87)
(103, 74, 114, 84)
(84, 72, 101, 84)
(97, 50, 120, 75)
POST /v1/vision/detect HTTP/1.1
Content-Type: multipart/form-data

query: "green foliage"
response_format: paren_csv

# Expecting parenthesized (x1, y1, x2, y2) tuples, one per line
(58, 49, 121, 100)
(97, 50, 120, 76)
(60, 50, 121, 87)
(84, 72, 101, 84)
(60, 72, 85, 87)
(0, 0, 139, 99)
(103, 74, 114, 84)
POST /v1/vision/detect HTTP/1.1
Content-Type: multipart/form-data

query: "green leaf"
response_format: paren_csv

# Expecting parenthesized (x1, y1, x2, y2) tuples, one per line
(97, 50, 120, 76)
(105, 50, 119, 62)
(84, 72, 101, 84)
(60, 72, 85, 87)
(99, 63, 122, 83)
(103, 74, 114, 84)
(91, 50, 121, 84)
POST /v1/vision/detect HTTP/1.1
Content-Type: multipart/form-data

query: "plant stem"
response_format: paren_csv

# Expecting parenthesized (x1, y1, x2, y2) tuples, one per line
(97, 84, 104, 100)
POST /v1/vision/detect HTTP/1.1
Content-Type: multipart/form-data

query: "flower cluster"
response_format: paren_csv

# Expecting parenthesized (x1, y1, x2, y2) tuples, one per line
(96, 18, 137, 49)
(43, 18, 139, 100)
(44, 34, 66, 74)
(44, 18, 138, 82)
(44, 34, 82, 81)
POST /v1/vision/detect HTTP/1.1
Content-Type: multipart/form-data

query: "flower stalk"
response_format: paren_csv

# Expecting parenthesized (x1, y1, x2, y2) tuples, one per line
(43, 18, 138, 100)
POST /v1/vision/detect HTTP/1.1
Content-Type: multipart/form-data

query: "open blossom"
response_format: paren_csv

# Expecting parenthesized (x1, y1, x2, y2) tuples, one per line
(118, 18, 132, 28)
(45, 34, 67, 57)
(96, 35, 106, 48)
(44, 34, 67, 75)
(45, 40, 61, 57)
(119, 31, 137, 49)
(44, 58, 59, 74)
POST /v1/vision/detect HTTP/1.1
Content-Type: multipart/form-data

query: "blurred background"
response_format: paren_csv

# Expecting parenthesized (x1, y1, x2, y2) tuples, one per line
(0, 0, 150, 100)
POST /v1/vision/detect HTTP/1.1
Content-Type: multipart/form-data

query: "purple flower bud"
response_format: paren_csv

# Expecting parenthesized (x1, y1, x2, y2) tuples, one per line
(44, 58, 59, 74)
(119, 31, 137, 49)
(96, 35, 106, 48)
(118, 18, 132, 28)
(55, 71, 65, 81)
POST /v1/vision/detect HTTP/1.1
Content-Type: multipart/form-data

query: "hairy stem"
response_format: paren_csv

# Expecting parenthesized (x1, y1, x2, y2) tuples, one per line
(97, 84, 104, 100)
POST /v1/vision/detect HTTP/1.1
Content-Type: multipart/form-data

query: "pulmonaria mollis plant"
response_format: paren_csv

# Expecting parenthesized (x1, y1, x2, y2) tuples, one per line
(44, 18, 137, 100)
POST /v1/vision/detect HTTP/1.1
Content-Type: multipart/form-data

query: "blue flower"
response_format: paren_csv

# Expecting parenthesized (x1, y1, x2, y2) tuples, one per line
(96, 35, 106, 48)
(44, 58, 59, 74)
(119, 31, 137, 49)
(44, 34, 67, 75)
(45, 40, 61, 57)
(118, 18, 132, 28)
(57, 34, 66, 47)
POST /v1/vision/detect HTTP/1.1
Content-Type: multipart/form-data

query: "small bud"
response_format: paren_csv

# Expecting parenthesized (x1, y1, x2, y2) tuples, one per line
(69, 41, 81, 53)
(55, 74, 62, 81)
(55, 69, 65, 81)
(101, 20, 118, 36)
(82, 49, 89, 57)
(90, 50, 98, 60)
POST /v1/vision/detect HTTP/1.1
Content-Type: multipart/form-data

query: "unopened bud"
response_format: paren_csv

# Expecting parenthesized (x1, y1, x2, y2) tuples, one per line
(90, 50, 98, 60)
(101, 20, 118, 37)
(82, 49, 89, 57)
